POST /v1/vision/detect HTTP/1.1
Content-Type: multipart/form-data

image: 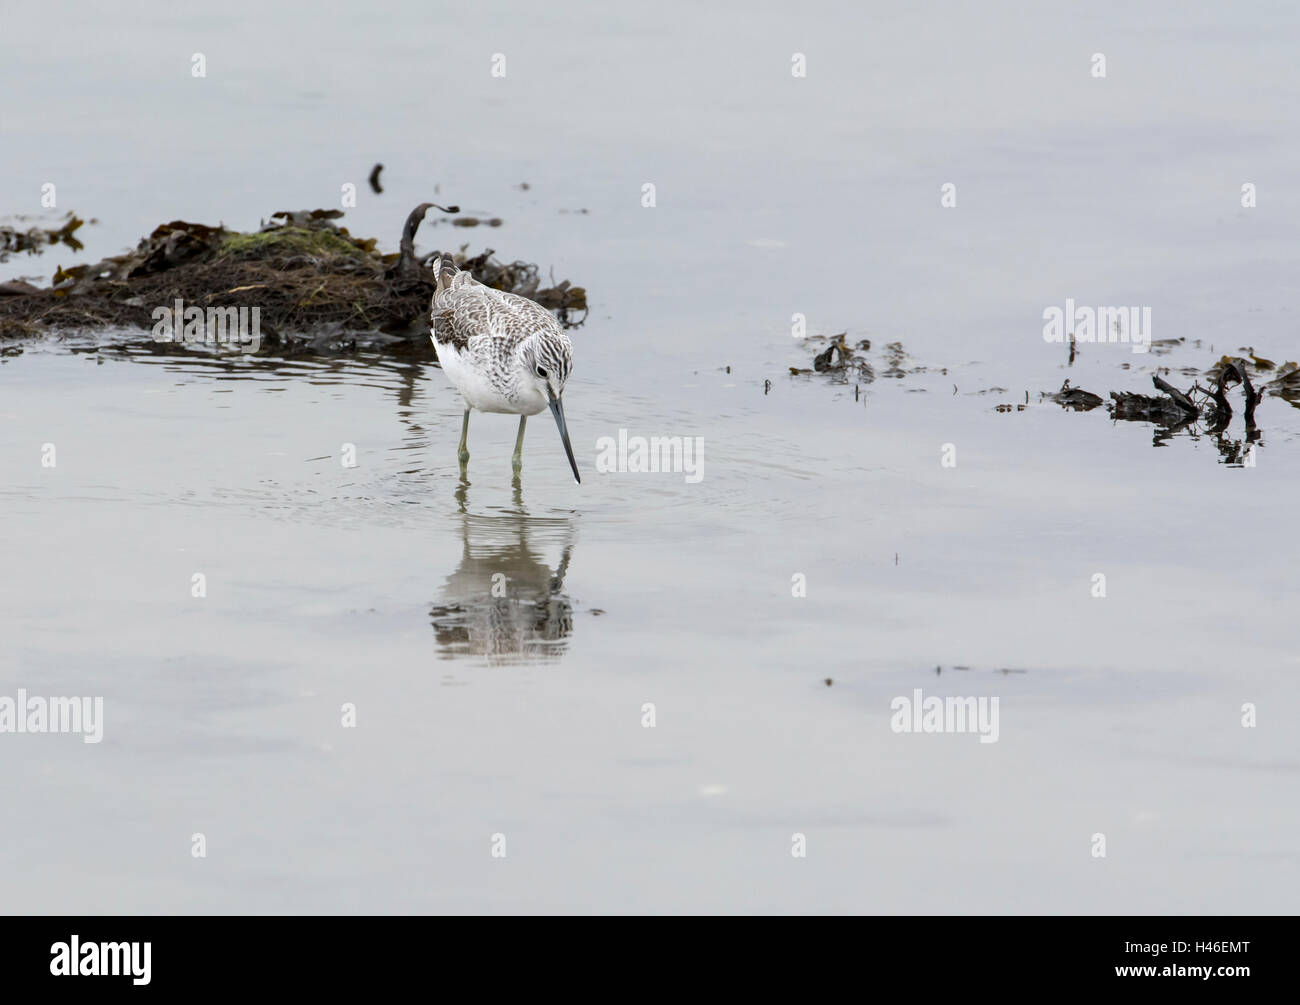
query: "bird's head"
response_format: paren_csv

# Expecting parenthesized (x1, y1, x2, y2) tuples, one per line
(523, 332, 573, 401)
(522, 332, 579, 484)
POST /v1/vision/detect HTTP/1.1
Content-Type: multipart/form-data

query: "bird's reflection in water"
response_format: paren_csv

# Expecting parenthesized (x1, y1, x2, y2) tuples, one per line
(429, 483, 576, 664)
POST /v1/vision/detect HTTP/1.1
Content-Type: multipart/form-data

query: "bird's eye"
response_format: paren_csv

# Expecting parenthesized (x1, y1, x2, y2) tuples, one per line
(536, 367, 547, 378)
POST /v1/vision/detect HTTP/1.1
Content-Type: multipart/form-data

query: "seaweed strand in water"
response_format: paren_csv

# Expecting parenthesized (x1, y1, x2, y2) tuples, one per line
(0, 212, 86, 262)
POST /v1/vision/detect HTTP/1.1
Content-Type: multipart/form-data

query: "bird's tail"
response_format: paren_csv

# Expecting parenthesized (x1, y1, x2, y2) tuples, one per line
(432, 254, 459, 296)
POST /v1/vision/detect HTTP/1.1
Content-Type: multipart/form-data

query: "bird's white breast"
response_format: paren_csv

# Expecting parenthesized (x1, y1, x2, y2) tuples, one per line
(434, 339, 546, 415)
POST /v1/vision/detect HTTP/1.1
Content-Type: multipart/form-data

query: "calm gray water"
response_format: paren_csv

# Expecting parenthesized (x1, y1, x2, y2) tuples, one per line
(1, 1, 1297, 913)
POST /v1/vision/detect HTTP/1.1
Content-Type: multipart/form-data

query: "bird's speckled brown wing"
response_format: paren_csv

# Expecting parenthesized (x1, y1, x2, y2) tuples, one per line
(432, 268, 559, 355)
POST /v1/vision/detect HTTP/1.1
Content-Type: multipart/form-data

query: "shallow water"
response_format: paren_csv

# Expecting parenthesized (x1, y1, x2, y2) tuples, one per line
(2, 1, 1298, 913)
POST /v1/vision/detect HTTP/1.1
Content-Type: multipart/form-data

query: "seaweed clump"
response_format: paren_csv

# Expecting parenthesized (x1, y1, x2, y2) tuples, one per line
(790, 333, 939, 385)
(0, 204, 587, 353)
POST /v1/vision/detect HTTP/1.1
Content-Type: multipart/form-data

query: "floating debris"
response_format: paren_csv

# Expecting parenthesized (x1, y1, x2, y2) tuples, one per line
(1109, 386, 1194, 425)
(1207, 354, 1300, 408)
(882, 341, 912, 379)
(789, 324, 1283, 465)
(0, 212, 87, 261)
(791, 332, 884, 382)
(1100, 361, 1254, 429)
(1262, 361, 1300, 404)
(1034, 356, 1269, 462)
(1049, 379, 1104, 411)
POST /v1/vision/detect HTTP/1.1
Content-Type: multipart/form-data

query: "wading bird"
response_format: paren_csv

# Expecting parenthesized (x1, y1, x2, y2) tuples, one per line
(429, 255, 580, 483)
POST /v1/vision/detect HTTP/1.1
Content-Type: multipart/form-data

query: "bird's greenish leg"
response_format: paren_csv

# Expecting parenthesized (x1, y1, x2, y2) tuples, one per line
(458, 408, 471, 468)
(512, 415, 527, 474)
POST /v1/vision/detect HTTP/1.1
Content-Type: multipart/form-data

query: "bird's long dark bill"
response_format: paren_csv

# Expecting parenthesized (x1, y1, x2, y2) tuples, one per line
(548, 394, 581, 484)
